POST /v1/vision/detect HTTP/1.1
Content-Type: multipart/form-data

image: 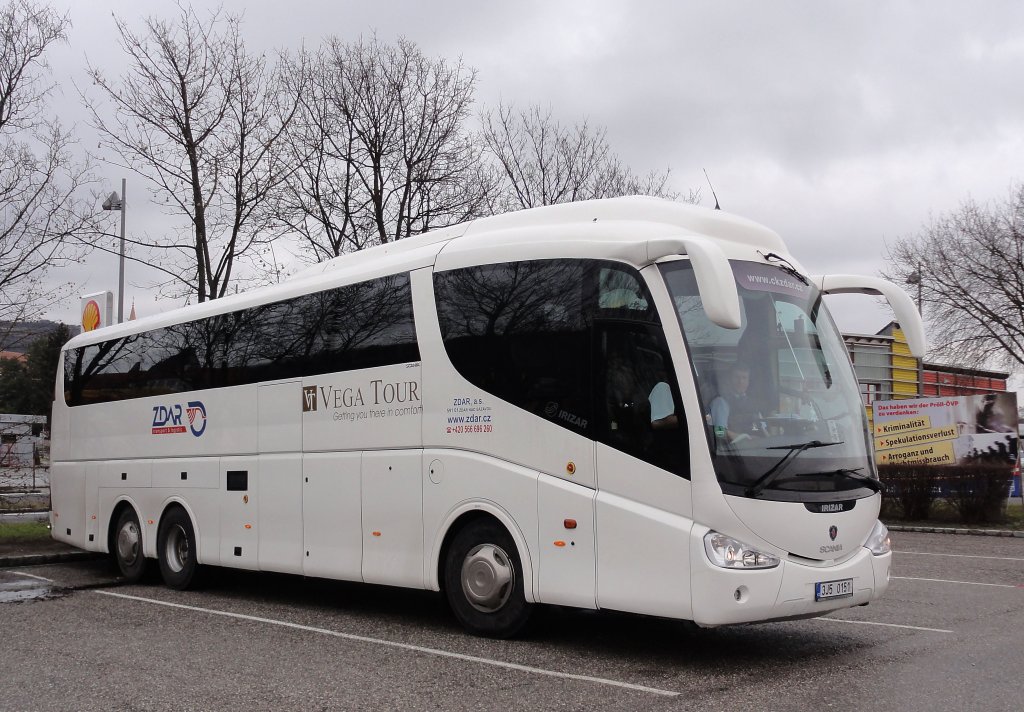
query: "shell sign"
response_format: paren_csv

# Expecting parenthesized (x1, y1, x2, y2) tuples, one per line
(82, 300, 101, 331)
(80, 291, 113, 332)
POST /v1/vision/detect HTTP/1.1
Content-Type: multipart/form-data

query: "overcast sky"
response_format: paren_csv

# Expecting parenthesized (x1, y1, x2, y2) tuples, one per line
(36, 0, 1024, 349)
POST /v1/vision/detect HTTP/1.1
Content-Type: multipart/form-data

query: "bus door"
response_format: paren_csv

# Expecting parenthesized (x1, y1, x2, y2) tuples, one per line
(593, 320, 693, 620)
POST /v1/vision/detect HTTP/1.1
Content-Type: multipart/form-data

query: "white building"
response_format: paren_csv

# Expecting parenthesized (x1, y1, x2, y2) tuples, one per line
(0, 413, 47, 467)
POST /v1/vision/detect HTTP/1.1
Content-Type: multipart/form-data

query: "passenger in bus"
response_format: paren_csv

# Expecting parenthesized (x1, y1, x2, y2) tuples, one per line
(606, 352, 678, 433)
(649, 381, 678, 430)
(710, 363, 765, 442)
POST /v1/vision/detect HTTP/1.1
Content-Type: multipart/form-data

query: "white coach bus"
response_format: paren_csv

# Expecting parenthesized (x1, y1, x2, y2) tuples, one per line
(51, 197, 924, 637)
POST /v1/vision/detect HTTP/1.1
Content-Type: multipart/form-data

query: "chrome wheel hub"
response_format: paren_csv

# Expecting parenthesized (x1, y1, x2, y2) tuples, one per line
(116, 520, 140, 566)
(164, 524, 189, 573)
(461, 543, 514, 613)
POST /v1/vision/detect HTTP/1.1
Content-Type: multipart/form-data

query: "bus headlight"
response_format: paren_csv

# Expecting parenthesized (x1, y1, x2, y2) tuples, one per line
(704, 531, 780, 569)
(865, 520, 891, 556)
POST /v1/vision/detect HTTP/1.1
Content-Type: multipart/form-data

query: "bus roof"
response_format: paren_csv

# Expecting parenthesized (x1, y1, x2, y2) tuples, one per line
(64, 196, 785, 350)
(294, 195, 784, 279)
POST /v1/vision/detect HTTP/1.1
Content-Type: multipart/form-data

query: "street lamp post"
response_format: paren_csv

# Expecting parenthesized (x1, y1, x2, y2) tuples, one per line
(906, 265, 923, 396)
(101, 178, 127, 323)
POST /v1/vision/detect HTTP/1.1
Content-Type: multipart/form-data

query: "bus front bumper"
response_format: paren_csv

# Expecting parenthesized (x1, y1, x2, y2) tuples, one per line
(690, 536, 892, 627)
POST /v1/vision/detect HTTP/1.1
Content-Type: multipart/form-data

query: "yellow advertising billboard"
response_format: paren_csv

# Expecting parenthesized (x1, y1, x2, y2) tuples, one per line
(871, 395, 1018, 468)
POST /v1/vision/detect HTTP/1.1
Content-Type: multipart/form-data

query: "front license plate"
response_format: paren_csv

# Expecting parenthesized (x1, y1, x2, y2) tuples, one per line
(815, 578, 854, 601)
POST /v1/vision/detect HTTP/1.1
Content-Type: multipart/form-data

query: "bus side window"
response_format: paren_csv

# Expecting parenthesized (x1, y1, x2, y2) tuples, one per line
(434, 260, 593, 437)
(595, 325, 688, 478)
(64, 273, 419, 406)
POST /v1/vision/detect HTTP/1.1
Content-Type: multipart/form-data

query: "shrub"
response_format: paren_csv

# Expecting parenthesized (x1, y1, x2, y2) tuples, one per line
(878, 464, 937, 521)
(936, 465, 1013, 524)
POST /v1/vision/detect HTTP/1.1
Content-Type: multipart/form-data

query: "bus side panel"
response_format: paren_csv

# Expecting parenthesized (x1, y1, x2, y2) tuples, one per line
(258, 453, 304, 575)
(95, 460, 152, 555)
(152, 457, 220, 489)
(537, 474, 597, 609)
(50, 461, 86, 549)
(361, 450, 424, 588)
(594, 443, 693, 619)
(66, 388, 257, 462)
(302, 364, 423, 453)
(50, 394, 70, 463)
(84, 461, 100, 548)
(220, 457, 259, 569)
(422, 449, 539, 601)
(303, 451, 362, 581)
(595, 492, 693, 618)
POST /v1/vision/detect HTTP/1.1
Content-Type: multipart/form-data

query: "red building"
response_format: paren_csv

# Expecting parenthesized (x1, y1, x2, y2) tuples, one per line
(921, 363, 1008, 397)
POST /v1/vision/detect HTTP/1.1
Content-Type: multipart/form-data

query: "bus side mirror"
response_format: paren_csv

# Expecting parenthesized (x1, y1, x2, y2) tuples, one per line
(814, 274, 927, 358)
(647, 236, 742, 330)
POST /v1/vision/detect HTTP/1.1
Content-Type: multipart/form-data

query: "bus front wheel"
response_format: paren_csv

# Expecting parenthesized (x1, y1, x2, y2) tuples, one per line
(443, 519, 531, 638)
(157, 507, 201, 590)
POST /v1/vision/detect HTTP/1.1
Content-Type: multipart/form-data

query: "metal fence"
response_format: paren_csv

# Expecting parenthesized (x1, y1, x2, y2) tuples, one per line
(0, 442, 50, 512)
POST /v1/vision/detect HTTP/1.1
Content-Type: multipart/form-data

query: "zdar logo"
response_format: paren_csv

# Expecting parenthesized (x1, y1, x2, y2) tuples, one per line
(186, 401, 207, 437)
(152, 400, 207, 437)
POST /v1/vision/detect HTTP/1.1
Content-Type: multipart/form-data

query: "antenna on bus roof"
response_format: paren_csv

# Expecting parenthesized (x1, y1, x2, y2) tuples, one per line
(703, 169, 721, 210)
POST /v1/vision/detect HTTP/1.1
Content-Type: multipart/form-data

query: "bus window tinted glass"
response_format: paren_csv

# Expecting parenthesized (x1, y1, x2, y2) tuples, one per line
(597, 323, 686, 475)
(435, 260, 594, 437)
(64, 274, 418, 406)
(436, 258, 687, 476)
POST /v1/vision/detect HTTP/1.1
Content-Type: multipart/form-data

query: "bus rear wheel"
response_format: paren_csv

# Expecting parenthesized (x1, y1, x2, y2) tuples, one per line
(113, 507, 147, 582)
(157, 507, 201, 590)
(444, 519, 531, 638)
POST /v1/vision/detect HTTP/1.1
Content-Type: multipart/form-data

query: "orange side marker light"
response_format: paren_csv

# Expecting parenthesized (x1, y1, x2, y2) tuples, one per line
(554, 540, 566, 547)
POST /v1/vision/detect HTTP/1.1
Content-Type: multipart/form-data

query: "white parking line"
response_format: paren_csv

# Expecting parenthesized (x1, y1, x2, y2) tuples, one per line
(8, 571, 53, 583)
(892, 575, 1023, 589)
(94, 590, 679, 697)
(894, 550, 1024, 562)
(819, 617, 953, 633)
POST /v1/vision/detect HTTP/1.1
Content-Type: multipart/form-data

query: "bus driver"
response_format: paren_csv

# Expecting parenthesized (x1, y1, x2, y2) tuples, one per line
(710, 363, 765, 442)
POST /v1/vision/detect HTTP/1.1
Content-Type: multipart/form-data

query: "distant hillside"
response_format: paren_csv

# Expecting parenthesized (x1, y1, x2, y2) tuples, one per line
(0, 320, 79, 352)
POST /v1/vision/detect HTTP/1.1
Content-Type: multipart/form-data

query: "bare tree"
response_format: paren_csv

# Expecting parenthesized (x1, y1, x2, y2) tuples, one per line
(84, 3, 298, 302)
(883, 184, 1024, 371)
(479, 103, 689, 211)
(0, 0, 98, 336)
(275, 36, 495, 261)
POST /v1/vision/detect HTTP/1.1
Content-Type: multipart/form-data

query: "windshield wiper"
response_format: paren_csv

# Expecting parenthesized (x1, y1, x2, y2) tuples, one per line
(745, 440, 840, 498)
(797, 467, 883, 493)
(761, 252, 809, 285)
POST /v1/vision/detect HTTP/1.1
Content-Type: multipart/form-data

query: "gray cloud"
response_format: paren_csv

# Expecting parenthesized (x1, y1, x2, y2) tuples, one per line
(31, 0, 1024, 346)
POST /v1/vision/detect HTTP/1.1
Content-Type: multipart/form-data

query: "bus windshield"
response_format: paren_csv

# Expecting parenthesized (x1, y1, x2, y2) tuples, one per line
(661, 259, 877, 501)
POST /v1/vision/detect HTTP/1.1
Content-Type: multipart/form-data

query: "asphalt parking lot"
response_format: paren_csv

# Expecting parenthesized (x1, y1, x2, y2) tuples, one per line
(1, 530, 1021, 711)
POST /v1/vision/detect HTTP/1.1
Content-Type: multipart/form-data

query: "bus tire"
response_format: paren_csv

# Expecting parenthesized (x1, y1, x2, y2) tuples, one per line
(113, 507, 147, 583)
(443, 518, 531, 638)
(157, 507, 201, 590)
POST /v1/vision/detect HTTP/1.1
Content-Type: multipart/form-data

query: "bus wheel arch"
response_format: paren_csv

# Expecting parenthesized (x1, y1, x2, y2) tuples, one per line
(439, 510, 534, 638)
(108, 500, 147, 582)
(156, 502, 203, 590)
